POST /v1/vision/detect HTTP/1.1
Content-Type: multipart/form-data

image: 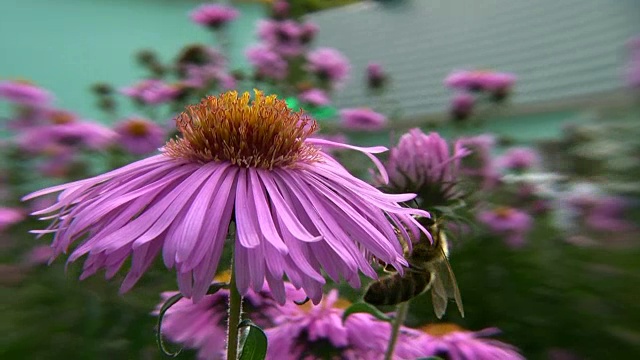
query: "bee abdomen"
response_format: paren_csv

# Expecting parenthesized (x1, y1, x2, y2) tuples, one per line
(364, 271, 432, 306)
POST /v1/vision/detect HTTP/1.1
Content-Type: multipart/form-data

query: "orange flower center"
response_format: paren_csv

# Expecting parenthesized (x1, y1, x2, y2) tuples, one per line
(51, 111, 75, 125)
(126, 119, 150, 136)
(420, 323, 464, 337)
(165, 90, 320, 169)
(494, 206, 514, 218)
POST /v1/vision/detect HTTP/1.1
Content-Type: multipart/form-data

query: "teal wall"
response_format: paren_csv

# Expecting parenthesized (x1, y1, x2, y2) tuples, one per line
(0, 0, 265, 120)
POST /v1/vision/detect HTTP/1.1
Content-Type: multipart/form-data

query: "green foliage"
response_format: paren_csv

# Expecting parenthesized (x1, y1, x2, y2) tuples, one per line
(238, 319, 268, 360)
(342, 302, 393, 323)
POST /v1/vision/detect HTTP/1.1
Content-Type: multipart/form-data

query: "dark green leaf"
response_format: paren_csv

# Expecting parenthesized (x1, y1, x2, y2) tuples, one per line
(238, 319, 267, 360)
(341, 302, 393, 323)
(206, 281, 229, 294)
(156, 293, 183, 357)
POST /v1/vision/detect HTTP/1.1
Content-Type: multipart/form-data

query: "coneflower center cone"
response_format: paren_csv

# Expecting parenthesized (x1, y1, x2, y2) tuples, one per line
(165, 90, 321, 169)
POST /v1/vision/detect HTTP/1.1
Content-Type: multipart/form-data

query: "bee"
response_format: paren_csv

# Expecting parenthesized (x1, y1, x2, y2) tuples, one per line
(364, 217, 464, 319)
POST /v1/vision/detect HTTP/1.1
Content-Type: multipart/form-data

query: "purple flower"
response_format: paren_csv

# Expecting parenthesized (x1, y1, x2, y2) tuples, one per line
(17, 121, 116, 153)
(299, 21, 319, 45)
(403, 324, 525, 360)
(626, 53, 640, 89)
(457, 134, 500, 190)
(497, 147, 540, 171)
(366, 62, 387, 89)
(246, 44, 288, 80)
(265, 289, 391, 360)
(444, 70, 516, 99)
(114, 117, 166, 155)
(450, 92, 475, 121)
(155, 278, 304, 360)
(256, 19, 309, 57)
(120, 80, 180, 105)
(24, 90, 427, 304)
(271, 0, 290, 20)
(190, 3, 239, 30)
(339, 108, 387, 131)
(583, 196, 635, 233)
(298, 88, 331, 107)
(22, 245, 54, 267)
(478, 207, 533, 248)
(0, 81, 53, 107)
(306, 48, 351, 89)
(0, 207, 24, 232)
(384, 129, 470, 205)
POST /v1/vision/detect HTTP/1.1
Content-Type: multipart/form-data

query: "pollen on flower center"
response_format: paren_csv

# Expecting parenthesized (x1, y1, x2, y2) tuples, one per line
(165, 90, 321, 169)
(126, 119, 151, 136)
(420, 323, 464, 337)
(494, 206, 514, 218)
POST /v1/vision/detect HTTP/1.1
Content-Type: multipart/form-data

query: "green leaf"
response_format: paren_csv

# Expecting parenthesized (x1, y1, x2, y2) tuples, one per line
(310, 106, 338, 120)
(341, 302, 393, 323)
(206, 281, 229, 294)
(285, 97, 300, 110)
(156, 293, 184, 357)
(238, 319, 268, 360)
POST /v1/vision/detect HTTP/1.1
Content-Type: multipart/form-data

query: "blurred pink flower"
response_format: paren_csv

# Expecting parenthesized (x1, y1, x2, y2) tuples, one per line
(366, 62, 387, 89)
(497, 147, 540, 171)
(339, 108, 387, 131)
(0, 81, 53, 107)
(120, 80, 180, 105)
(584, 196, 636, 233)
(306, 48, 351, 89)
(246, 44, 289, 80)
(271, 0, 290, 20)
(384, 129, 469, 205)
(189, 3, 239, 29)
(450, 92, 475, 121)
(266, 289, 392, 360)
(299, 21, 319, 45)
(114, 117, 166, 155)
(24, 91, 426, 303)
(23, 245, 54, 267)
(17, 121, 116, 153)
(444, 70, 516, 98)
(457, 134, 500, 189)
(298, 88, 331, 106)
(0, 207, 24, 232)
(401, 324, 525, 360)
(478, 207, 533, 248)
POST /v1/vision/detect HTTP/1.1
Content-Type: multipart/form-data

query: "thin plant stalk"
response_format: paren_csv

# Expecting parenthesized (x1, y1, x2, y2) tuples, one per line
(226, 259, 243, 360)
(384, 302, 409, 360)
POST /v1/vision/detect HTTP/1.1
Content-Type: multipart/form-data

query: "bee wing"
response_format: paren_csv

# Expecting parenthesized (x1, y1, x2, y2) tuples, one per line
(435, 249, 465, 318)
(429, 269, 448, 319)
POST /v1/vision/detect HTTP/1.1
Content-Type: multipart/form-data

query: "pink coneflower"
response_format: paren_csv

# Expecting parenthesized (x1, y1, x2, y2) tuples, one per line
(444, 70, 516, 99)
(266, 289, 392, 359)
(457, 134, 500, 190)
(155, 278, 306, 360)
(176, 45, 227, 76)
(0, 207, 24, 232)
(120, 80, 180, 105)
(24, 90, 428, 304)
(402, 324, 525, 360)
(257, 20, 305, 57)
(383, 129, 470, 206)
(497, 147, 540, 172)
(478, 207, 533, 248)
(0, 80, 53, 107)
(22, 245, 54, 267)
(298, 88, 331, 107)
(299, 22, 319, 45)
(366, 62, 388, 89)
(339, 108, 387, 131)
(450, 92, 475, 121)
(114, 117, 166, 155)
(583, 196, 635, 233)
(271, 0, 290, 20)
(306, 48, 351, 89)
(17, 121, 116, 153)
(190, 3, 239, 30)
(246, 44, 289, 80)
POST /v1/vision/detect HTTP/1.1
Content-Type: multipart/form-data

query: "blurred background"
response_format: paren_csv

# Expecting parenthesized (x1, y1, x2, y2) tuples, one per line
(1, 0, 639, 359)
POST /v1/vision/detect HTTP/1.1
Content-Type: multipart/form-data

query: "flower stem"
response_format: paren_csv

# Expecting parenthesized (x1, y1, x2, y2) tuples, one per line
(384, 302, 409, 360)
(227, 260, 243, 360)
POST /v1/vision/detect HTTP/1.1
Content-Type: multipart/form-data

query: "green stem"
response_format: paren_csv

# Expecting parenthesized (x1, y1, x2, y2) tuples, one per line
(227, 260, 243, 360)
(384, 302, 409, 360)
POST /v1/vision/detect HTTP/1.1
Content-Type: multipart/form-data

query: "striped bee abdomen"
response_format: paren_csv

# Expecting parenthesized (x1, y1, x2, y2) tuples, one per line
(364, 270, 433, 306)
